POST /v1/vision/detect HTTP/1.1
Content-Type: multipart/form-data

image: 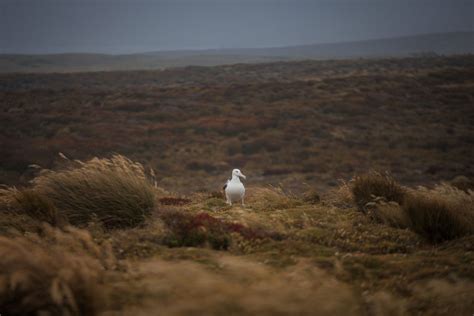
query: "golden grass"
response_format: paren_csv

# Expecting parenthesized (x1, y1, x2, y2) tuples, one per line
(402, 184, 474, 242)
(352, 173, 474, 242)
(366, 201, 411, 229)
(0, 188, 54, 233)
(408, 279, 474, 315)
(351, 172, 406, 212)
(0, 225, 115, 315)
(12, 189, 61, 226)
(121, 257, 362, 316)
(0, 176, 473, 315)
(245, 186, 302, 211)
(0, 156, 473, 314)
(31, 155, 157, 229)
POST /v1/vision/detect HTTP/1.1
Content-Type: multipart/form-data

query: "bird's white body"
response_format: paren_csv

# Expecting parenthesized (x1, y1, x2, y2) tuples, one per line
(224, 169, 246, 206)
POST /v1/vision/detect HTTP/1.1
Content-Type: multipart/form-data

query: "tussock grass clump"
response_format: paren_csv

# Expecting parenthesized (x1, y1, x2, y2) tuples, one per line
(302, 189, 321, 204)
(32, 155, 156, 229)
(12, 189, 62, 226)
(354, 174, 474, 242)
(352, 172, 406, 212)
(324, 180, 354, 208)
(367, 202, 411, 229)
(0, 188, 58, 233)
(449, 175, 474, 192)
(0, 226, 113, 315)
(402, 185, 474, 242)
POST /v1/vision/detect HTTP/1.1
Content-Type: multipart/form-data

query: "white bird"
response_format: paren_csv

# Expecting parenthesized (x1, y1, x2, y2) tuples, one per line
(223, 169, 246, 206)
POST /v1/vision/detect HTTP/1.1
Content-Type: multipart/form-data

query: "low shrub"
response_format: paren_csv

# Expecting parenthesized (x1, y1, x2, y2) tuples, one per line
(32, 155, 156, 229)
(352, 172, 406, 212)
(160, 211, 276, 250)
(160, 211, 231, 249)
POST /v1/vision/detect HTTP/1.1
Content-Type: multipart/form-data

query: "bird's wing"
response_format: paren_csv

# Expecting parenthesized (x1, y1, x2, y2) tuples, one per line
(222, 179, 230, 191)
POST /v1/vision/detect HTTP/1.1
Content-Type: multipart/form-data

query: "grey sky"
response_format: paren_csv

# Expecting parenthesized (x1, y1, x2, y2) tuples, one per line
(0, 0, 472, 54)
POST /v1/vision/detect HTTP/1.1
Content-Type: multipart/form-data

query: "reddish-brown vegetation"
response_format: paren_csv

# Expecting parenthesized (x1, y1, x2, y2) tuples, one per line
(0, 56, 473, 315)
(160, 210, 278, 249)
(1, 56, 473, 193)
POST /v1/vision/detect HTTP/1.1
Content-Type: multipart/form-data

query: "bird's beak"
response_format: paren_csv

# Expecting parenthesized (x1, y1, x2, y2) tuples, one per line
(240, 174, 246, 179)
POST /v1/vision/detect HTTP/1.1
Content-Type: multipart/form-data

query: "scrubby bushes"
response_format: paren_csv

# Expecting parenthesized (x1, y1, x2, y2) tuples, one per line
(161, 211, 232, 249)
(352, 173, 474, 242)
(30, 155, 157, 229)
(160, 210, 275, 250)
(0, 226, 113, 315)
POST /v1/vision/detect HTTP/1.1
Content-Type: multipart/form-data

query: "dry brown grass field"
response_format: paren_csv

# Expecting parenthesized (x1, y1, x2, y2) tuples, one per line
(0, 55, 473, 315)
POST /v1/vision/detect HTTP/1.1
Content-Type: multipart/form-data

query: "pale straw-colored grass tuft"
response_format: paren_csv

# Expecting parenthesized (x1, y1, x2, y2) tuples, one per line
(31, 154, 157, 229)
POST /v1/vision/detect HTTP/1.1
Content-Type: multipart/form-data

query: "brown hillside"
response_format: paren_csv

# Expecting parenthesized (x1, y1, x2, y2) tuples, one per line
(0, 55, 473, 192)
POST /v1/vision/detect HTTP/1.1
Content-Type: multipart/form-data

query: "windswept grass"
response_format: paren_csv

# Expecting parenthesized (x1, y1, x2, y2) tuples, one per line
(352, 173, 474, 242)
(31, 155, 157, 229)
(352, 172, 406, 212)
(124, 258, 362, 316)
(366, 202, 411, 229)
(0, 170, 473, 315)
(403, 185, 474, 242)
(12, 189, 61, 226)
(0, 225, 115, 315)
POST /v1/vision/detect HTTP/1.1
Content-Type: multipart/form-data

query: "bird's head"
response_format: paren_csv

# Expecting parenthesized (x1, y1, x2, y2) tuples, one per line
(232, 169, 246, 179)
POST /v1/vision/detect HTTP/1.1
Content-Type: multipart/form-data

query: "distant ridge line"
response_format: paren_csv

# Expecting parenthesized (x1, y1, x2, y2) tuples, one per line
(0, 32, 472, 73)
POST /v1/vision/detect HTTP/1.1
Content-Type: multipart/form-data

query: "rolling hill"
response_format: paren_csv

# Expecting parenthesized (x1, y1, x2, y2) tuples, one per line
(0, 32, 472, 73)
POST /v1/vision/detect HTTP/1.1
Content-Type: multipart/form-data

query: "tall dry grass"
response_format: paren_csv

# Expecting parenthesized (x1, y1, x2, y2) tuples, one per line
(367, 201, 411, 229)
(31, 155, 157, 229)
(12, 188, 61, 226)
(352, 172, 406, 212)
(123, 258, 362, 316)
(0, 225, 115, 315)
(403, 184, 474, 242)
(0, 188, 56, 233)
(352, 173, 474, 242)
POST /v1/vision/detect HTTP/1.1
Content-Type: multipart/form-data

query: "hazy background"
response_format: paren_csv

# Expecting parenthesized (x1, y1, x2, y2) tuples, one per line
(1, 0, 473, 54)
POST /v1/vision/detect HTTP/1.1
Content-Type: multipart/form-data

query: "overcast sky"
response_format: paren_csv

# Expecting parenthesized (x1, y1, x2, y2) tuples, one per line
(0, 0, 472, 54)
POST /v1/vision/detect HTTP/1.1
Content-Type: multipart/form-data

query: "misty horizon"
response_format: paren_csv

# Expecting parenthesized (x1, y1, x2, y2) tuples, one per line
(1, 0, 473, 54)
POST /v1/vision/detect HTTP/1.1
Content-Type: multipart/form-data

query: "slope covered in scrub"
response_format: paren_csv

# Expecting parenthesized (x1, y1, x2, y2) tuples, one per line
(1, 55, 473, 193)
